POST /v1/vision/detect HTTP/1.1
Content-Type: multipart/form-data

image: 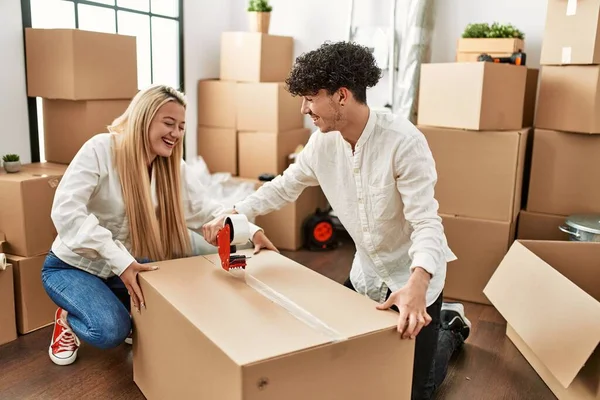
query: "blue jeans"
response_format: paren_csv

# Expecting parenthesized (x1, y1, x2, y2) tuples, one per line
(41, 251, 134, 349)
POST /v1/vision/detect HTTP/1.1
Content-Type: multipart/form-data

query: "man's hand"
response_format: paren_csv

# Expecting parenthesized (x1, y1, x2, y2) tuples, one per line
(201, 215, 228, 246)
(376, 267, 432, 339)
(252, 230, 279, 254)
(120, 261, 159, 313)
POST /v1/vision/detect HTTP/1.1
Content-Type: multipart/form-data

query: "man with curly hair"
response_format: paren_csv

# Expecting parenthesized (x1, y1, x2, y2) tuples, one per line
(204, 41, 469, 399)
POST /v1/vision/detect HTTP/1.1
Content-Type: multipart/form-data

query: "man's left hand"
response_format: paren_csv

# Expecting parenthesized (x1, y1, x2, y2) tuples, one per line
(251, 230, 279, 254)
(376, 268, 432, 339)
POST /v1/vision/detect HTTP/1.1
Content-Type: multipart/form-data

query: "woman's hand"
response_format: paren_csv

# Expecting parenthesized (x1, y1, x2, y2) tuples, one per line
(120, 261, 159, 313)
(252, 230, 279, 254)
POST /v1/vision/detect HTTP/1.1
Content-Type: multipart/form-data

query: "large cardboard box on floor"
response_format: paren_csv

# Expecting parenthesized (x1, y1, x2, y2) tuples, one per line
(441, 214, 515, 305)
(417, 62, 527, 130)
(238, 128, 310, 179)
(197, 127, 237, 175)
(516, 210, 569, 241)
(236, 83, 303, 132)
(197, 79, 237, 128)
(6, 254, 55, 334)
(43, 99, 130, 164)
(0, 163, 67, 257)
(420, 127, 528, 222)
(220, 32, 294, 83)
(133, 250, 414, 400)
(527, 129, 600, 215)
(25, 28, 138, 100)
(484, 240, 600, 400)
(535, 66, 600, 134)
(540, 0, 600, 65)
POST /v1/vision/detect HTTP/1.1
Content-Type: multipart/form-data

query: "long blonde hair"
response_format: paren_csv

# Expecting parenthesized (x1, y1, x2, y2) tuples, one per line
(108, 84, 191, 261)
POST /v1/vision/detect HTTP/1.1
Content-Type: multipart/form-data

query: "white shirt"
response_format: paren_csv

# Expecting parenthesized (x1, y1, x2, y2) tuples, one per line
(234, 109, 456, 306)
(50, 133, 261, 279)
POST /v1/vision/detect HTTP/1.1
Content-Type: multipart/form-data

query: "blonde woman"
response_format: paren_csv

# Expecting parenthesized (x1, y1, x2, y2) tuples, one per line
(41, 84, 276, 366)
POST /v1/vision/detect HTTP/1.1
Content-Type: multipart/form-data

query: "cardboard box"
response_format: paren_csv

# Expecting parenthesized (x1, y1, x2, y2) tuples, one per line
(238, 128, 310, 179)
(484, 240, 600, 400)
(25, 28, 138, 100)
(540, 0, 600, 65)
(220, 32, 294, 83)
(523, 68, 539, 128)
(535, 66, 600, 134)
(133, 250, 414, 399)
(197, 80, 237, 128)
(0, 264, 17, 345)
(527, 129, 600, 215)
(442, 214, 514, 305)
(0, 163, 66, 257)
(6, 254, 55, 334)
(236, 83, 303, 132)
(516, 210, 569, 241)
(417, 62, 527, 130)
(255, 186, 328, 251)
(43, 99, 130, 164)
(420, 127, 528, 222)
(197, 127, 237, 175)
(457, 38, 525, 54)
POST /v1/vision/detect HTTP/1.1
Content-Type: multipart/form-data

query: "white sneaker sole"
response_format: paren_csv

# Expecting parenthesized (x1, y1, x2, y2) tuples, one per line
(442, 303, 472, 329)
(49, 347, 78, 366)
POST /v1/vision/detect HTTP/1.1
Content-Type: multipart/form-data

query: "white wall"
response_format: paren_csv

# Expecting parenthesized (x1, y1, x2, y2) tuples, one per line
(183, 0, 234, 162)
(431, 0, 548, 67)
(0, 0, 31, 164)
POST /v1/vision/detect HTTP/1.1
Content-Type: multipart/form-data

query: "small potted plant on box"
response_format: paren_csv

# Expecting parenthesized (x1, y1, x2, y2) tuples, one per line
(457, 22, 525, 62)
(247, 0, 272, 34)
(2, 154, 21, 173)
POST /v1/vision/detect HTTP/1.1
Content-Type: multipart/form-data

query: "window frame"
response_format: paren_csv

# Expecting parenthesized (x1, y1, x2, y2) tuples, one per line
(20, 0, 185, 162)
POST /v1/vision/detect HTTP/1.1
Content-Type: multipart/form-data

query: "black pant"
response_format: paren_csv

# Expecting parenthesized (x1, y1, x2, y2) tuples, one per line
(343, 278, 463, 400)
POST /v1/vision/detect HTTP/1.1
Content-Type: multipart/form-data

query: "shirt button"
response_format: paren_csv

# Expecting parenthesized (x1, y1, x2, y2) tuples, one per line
(363, 227, 368, 232)
(354, 168, 359, 174)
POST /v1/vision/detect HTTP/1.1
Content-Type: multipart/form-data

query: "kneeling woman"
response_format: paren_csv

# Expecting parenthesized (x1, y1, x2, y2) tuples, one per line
(42, 84, 275, 366)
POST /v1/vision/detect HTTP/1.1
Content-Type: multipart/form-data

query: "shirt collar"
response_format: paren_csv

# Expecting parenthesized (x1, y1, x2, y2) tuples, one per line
(355, 107, 377, 151)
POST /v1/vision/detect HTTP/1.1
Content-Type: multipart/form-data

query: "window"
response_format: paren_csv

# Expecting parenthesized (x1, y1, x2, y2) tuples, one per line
(22, 0, 184, 162)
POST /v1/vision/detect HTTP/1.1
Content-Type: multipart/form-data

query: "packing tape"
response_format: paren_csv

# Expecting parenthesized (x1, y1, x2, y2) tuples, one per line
(0, 253, 6, 271)
(244, 273, 346, 342)
(567, 0, 577, 15)
(562, 47, 572, 64)
(225, 214, 251, 246)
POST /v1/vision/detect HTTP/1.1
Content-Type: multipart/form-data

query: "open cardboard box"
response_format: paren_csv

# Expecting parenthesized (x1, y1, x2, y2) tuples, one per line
(133, 250, 414, 399)
(484, 240, 600, 400)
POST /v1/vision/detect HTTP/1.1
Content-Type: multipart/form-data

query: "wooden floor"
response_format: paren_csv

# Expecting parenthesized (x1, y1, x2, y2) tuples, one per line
(0, 237, 556, 400)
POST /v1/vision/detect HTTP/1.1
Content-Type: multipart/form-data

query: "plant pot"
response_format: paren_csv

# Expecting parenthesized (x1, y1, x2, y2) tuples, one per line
(3, 161, 21, 173)
(248, 11, 270, 34)
(559, 214, 600, 242)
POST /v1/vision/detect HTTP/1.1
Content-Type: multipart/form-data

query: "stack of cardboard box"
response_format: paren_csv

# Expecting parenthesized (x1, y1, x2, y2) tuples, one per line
(483, 5, 600, 399)
(0, 162, 67, 339)
(0, 29, 138, 343)
(416, 61, 531, 304)
(25, 28, 138, 164)
(516, 0, 600, 241)
(198, 32, 326, 251)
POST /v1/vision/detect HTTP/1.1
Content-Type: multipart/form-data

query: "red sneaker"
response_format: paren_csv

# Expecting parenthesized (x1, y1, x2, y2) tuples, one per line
(48, 308, 80, 366)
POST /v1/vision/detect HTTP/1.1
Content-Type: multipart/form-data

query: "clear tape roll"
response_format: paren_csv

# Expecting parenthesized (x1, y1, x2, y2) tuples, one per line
(0, 253, 6, 271)
(225, 214, 251, 246)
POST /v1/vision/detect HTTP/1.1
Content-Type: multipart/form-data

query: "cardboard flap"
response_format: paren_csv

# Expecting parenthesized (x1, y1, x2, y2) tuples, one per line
(484, 241, 600, 388)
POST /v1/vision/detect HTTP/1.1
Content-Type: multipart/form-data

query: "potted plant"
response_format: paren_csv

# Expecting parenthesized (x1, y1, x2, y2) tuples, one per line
(457, 22, 525, 62)
(2, 154, 21, 173)
(247, 0, 272, 34)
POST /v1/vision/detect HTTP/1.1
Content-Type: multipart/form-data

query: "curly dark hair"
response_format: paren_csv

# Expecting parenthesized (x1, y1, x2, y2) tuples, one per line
(285, 41, 382, 104)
